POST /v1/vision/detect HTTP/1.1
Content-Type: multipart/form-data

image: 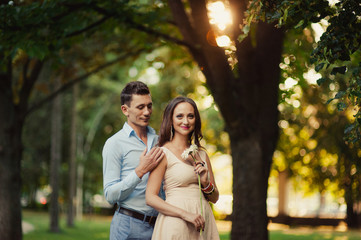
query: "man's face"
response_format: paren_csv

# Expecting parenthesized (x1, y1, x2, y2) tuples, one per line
(121, 94, 153, 130)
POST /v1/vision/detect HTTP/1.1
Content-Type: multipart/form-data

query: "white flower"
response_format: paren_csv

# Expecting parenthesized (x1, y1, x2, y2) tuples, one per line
(181, 144, 199, 160)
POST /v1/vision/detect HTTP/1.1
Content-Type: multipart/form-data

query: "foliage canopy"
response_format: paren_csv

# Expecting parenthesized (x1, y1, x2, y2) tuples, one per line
(247, 0, 361, 142)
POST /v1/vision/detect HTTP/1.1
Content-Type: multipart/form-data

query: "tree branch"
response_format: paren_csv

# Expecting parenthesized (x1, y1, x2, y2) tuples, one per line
(168, 0, 199, 48)
(25, 49, 145, 117)
(20, 59, 44, 109)
(127, 18, 194, 49)
(65, 16, 110, 38)
(91, 5, 194, 50)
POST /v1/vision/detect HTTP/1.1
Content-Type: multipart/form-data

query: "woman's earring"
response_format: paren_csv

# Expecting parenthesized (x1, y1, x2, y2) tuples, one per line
(170, 125, 173, 141)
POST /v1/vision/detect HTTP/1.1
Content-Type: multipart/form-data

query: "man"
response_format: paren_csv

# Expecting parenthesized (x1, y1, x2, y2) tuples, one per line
(103, 81, 164, 239)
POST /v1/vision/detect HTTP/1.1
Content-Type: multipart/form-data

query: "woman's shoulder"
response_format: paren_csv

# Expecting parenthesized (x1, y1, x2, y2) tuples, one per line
(197, 148, 207, 155)
(197, 148, 209, 161)
(159, 144, 172, 160)
(160, 143, 172, 151)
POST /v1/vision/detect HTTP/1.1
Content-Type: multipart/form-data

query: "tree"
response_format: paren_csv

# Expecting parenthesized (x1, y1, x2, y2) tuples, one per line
(67, 84, 77, 226)
(0, 1, 164, 238)
(49, 76, 62, 232)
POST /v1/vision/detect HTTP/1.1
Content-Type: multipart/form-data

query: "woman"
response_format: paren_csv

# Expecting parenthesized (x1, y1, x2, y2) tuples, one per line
(146, 96, 220, 239)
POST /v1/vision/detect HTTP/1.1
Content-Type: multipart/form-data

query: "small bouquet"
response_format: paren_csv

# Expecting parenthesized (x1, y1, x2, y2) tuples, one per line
(181, 144, 204, 235)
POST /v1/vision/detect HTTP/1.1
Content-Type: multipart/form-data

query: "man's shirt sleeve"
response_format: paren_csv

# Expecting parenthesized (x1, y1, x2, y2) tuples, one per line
(102, 138, 142, 205)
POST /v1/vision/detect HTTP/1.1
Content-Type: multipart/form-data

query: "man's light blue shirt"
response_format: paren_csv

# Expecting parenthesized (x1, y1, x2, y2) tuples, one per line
(103, 122, 159, 216)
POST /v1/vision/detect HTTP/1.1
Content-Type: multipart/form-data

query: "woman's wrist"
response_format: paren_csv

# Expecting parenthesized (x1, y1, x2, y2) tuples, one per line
(201, 181, 214, 194)
(201, 181, 211, 189)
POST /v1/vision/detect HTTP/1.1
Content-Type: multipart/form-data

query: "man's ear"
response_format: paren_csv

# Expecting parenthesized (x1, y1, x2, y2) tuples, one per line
(121, 105, 129, 117)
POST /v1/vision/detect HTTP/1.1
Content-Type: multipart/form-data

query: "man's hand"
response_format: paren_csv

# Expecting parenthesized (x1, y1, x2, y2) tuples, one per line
(135, 147, 164, 179)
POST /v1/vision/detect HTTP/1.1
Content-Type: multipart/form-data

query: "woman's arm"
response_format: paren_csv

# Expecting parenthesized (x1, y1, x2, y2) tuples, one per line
(195, 151, 219, 204)
(145, 156, 205, 230)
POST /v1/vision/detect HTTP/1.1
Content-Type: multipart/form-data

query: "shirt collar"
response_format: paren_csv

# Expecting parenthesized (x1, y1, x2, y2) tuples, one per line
(123, 122, 155, 137)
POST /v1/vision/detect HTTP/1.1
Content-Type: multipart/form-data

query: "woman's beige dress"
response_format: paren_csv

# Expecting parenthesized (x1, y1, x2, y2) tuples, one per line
(151, 147, 220, 240)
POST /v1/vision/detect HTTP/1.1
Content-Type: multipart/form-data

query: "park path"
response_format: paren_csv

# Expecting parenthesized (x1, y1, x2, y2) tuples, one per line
(22, 221, 34, 234)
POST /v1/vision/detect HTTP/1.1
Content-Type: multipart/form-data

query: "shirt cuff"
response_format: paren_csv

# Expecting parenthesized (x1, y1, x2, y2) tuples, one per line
(130, 170, 143, 183)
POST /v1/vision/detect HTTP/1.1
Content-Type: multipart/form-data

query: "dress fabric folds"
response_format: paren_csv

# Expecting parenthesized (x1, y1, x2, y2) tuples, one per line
(151, 147, 220, 240)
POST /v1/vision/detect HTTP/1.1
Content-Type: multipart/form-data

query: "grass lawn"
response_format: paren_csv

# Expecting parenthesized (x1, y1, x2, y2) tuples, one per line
(23, 210, 361, 240)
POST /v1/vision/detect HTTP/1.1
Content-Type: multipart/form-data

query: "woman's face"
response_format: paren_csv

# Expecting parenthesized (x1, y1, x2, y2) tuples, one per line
(172, 102, 196, 137)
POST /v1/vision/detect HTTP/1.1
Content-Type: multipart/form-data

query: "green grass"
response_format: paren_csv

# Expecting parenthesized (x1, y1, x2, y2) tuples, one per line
(23, 210, 111, 240)
(270, 230, 361, 240)
(23, 210, 361, 240)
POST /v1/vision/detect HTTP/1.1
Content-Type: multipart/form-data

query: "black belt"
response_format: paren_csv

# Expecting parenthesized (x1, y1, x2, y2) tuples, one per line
(118, 207, 157, 226)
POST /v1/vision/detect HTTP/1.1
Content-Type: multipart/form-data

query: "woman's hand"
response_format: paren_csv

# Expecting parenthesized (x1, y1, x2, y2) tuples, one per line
(182, 211, 205, 232)
(194, 161, 209, 186)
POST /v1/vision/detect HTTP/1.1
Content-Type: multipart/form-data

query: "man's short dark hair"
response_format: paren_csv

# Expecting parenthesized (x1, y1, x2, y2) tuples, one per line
(121, 81, 150, 106)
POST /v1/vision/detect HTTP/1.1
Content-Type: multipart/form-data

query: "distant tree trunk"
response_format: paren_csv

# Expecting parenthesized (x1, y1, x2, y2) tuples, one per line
(317, 192, 326, 217)
(278, 171, 288, 217)
(345, 174, 359, 228)
(76, 97, 112, 219)
(168, 1, 284, 239)
(343, 153, 359, 228)
(49, 76, 63, 232)
(76, 146, 84, 220)
(67, 84, 78, 227)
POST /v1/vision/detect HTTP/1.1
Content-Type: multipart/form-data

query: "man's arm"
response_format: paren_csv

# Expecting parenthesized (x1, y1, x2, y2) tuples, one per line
(102, 140, 164, 205)
(102, 140, 142, 204)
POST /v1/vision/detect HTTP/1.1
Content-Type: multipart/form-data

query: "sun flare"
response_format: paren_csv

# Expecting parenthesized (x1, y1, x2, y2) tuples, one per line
(216, 35, 231, 47)
(208, 2, 232, 31)
(207, 1, 233, 47)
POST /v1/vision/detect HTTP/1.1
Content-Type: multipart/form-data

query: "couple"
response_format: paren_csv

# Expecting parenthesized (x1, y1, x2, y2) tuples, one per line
(103, 81, 220, 239)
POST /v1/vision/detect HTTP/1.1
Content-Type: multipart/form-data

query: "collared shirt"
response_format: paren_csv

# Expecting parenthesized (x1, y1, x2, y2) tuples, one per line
(103, 122, 159, 216)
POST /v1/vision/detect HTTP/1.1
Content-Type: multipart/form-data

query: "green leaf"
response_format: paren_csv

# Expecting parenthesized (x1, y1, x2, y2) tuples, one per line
(315, 63, 325, 72)
(344, 124, 354, 134)
(243, 25, 250, 35)
(331, 66, 346, 75)
(334, 91, 346, 99)
(316, 77, 326, 86)
(294, 20, 304, 29)
(25, 44, 48, 60)
(336, 102, 347, 111)
(326, 98, 334, 104)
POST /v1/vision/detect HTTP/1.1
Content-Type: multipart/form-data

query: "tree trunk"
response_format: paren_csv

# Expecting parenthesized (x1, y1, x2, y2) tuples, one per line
(168, 1, 284, 238)
(0, 57, 42, 239)
(67, 84, 78, 227)
(0, 66, 23, 240)
(49, 76, 63, 232)
(278, 171, 288, 217)
(76, 97, 112, 219)
(76, 156, 84, 220)
(345, 182, 359, 228)
(344, 156, 359, 228)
